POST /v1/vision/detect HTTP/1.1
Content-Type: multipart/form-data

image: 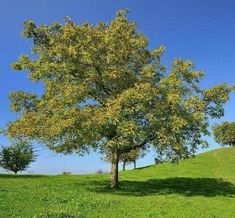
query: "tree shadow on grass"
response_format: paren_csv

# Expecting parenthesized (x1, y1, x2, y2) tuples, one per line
(87, 177, 235, 197)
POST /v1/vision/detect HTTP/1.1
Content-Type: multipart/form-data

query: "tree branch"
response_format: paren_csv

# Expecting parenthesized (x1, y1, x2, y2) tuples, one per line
(117, 133, 156, 153)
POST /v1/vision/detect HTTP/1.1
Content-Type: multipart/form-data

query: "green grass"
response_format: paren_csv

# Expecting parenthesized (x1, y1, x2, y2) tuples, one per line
(0, 147, 234, 218)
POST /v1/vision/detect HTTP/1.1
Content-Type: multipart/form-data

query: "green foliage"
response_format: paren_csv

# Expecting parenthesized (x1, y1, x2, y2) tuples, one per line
(7, 10, 234, 186)
(0, 148, 234, 217)
(0, 140, 36, 174)
(213, 122, 235, 147)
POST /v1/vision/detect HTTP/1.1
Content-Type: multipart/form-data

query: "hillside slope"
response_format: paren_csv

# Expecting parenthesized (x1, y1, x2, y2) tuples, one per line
(0, 147, 234, 218)
(122, 147, 235, 182)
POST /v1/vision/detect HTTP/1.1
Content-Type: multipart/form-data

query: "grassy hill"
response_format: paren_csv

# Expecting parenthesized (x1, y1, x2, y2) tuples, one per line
(0, 147, 234, 218)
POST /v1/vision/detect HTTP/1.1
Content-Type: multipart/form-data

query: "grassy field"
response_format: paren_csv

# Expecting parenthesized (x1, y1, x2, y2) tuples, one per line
(0, 147, 234, 218)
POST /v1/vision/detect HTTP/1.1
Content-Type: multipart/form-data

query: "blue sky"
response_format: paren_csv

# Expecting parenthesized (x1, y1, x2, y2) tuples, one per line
(0, 0, 234, 174)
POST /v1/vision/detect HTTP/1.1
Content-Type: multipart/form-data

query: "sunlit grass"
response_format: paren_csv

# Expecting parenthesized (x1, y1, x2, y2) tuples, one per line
(0, 147, 234, 217)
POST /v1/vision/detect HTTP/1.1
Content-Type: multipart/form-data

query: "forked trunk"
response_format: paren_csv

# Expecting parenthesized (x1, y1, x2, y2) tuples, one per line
(111, 151, 119, 189)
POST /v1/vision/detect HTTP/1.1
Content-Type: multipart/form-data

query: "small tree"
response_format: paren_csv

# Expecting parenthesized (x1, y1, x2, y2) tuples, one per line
(0, 140, 36, 174)
(154, 156, 165, 164)
(105, 148, 145, 171)
(120, 148, 145, 170)
(213, 122, 235, 147)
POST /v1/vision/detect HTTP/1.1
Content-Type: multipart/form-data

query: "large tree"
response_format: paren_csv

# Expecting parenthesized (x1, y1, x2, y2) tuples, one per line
(7, 10, 233, 188)
(213, 122, 235, 147)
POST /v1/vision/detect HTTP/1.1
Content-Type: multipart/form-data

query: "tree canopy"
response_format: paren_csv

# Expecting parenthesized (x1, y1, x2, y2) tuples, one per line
(7, 10, 234, 188)
(213, 122, 235, 147)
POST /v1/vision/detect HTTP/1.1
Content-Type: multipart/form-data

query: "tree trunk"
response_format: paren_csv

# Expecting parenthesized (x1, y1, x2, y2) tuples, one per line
(111, 151, 119, 189)
(133, 160, 136, 169)
(123, 160, 126, 171)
